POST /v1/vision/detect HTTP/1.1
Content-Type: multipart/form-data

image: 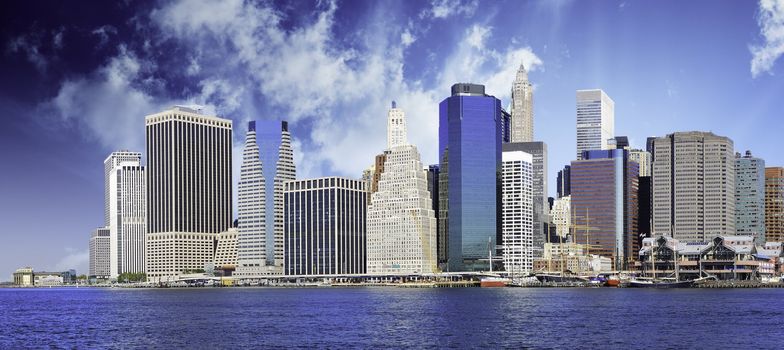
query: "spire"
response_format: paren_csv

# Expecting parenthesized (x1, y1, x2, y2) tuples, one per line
(387, 102, 407, 149)
(516, 63, 528, 81)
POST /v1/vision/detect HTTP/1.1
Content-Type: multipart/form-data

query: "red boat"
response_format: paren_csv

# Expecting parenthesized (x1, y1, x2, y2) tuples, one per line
(480, 277, 510, 287)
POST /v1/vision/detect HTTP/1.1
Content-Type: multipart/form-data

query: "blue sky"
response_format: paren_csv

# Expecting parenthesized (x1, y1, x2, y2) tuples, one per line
(1, 0, 783, 280)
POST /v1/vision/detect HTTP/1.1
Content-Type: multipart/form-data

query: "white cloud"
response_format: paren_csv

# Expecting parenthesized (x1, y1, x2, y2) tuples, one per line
(421, 0, 479, 19)
(45, 0, 543, 184)
(55, 248, 89, 272)
(7, 33, 48, 72)
(751, 0, 784, 77)
(44, 46, 166, 152)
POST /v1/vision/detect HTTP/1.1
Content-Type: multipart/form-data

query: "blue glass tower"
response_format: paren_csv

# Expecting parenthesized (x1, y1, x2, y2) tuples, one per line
(439, 83, 503, 272)
(256, 120, 284, 265)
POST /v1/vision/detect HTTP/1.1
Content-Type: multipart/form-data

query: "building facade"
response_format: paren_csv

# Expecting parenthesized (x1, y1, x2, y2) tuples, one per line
(145, 106, 233, 280)
(367, 104, 437, 274)
(502, 142, 548, 259)
(629, 149, 652, 177)
(284, 177, 367, 276)
(501, 150, 534, 274)
(213, 228, 238, 270)
(557, 165, 571, 198)
(105, 151, 146, 279)
(13, 267, 33, 286)
(651, 131, 735, 241)
(766, 167, 784, 242)
(571, 149, 639, 270)
(439, 83, 503, 272)
(550, 196, 571, 239)
(510, 64, 533, 142)
(576, 89, 615, 160)
(236, 121, 268, 275)
(735, 151, 766, 244)
(89, 227, 110, 279)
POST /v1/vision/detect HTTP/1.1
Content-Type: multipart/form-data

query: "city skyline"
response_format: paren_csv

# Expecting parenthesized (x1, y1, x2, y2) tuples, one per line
(2, 0, 784, 279)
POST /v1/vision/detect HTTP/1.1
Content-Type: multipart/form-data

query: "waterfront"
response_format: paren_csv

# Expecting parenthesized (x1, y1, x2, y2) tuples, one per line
(1, 288, 782, 348)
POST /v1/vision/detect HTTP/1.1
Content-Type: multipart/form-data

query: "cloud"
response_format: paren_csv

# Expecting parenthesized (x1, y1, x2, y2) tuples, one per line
(7, 30, 51, 72)
(55, 248, 89, 272)
(43, 46, 165, 152)
(421, 0, 478, 19)
(92, 25, 118, 47)
(750, 0, 784, 77)
(41, 0, 542, 183)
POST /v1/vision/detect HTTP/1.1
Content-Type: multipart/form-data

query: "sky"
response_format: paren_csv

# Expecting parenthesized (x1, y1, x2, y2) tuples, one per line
(1, 0, 783, 280)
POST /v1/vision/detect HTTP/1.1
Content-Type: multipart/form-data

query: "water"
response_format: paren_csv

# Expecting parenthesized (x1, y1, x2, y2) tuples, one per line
(1, 287, 782, 348)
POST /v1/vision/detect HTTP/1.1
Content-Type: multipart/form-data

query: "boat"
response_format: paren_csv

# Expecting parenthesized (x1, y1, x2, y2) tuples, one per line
(534, 273, 588, 283)
(480, 277, 511, 287)
(627, 277, 694, 288)
(605, 275, 621, 287)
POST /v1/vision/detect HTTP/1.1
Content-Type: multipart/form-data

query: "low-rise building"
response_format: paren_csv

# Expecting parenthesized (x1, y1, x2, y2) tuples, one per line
(13, 267, 33, 286)
(213, 228, 238, 275)
(638, 235, 779, 281)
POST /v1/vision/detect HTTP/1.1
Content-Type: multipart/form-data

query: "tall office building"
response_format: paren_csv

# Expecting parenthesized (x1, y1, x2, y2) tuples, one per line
(368, 103, 437, 274)
(550, 196, 571, 239)
(510, 64, 533, 142)
(735, 151, 766, 244)
(766, 167, 784, 242)
(439, 83, 503, 272)
(284, 177, 367, 275)
(557, 165, 571, 198)
(501, 150, 534, 274)
(145, 106, 233, 279)
(427, 164, 440, 242)
(89, 227, 110, 279)
(105, 151, 141, 226)
(572, 149, 639, 270)
(236, 122, 267, 275)
(576, 89, 615, 160)
(652, 131, 735, 241)
(629, 149, 652, 177)
(105, 151, 146, 278)
(502, 142, 548, 259)
(236, 120, 296, 275)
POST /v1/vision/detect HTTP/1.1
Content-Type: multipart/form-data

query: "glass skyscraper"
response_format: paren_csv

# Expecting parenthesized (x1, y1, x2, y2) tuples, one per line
(439, 83, 502, 272)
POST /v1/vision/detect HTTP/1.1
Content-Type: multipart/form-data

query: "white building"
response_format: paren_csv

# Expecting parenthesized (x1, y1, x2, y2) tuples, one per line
(551, 196, 571, 239)
(273, 123, 296, 271)
(510, 64, 534, 142)
(105, 151, 146, 279)
(501, 150, 534, 275)
(89, 227, 110, 279)
(367, 103, 437, 274)
(213, 228, 238, 269)
(104, 151, 140, 225)
(629, 149, 652, 177)
(576, 89, 615, 160)
(145, 106, 233, 280)
(236, 122, 267, 275)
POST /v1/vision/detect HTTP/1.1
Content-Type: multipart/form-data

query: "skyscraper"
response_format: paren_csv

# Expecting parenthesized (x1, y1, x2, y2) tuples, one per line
(284, 177, 367, 275)
(735, 151, 766, 244)
(652, 131, 735, 241)
(765, 167, 784, 242)
(145, 106, 233, 280)
(105, 151, 141, 226)
(501, 150, 533, 274)
(572, 149, 639, 270)
(439, 83, 502, 272)
(236, 120, 296, 276)
(557, 165, 571, 198)
(510, 64, 533, 142)
(502, 142, 548, 259)
(89, 227, 110, 279)
(367, 103, 437, 274)
(237, 121, 267, 275)
(550, 196, 571, 239)
(629, 149, 652, 177)
(105, 151, 146, 278)
(576, 89, 615, 160)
